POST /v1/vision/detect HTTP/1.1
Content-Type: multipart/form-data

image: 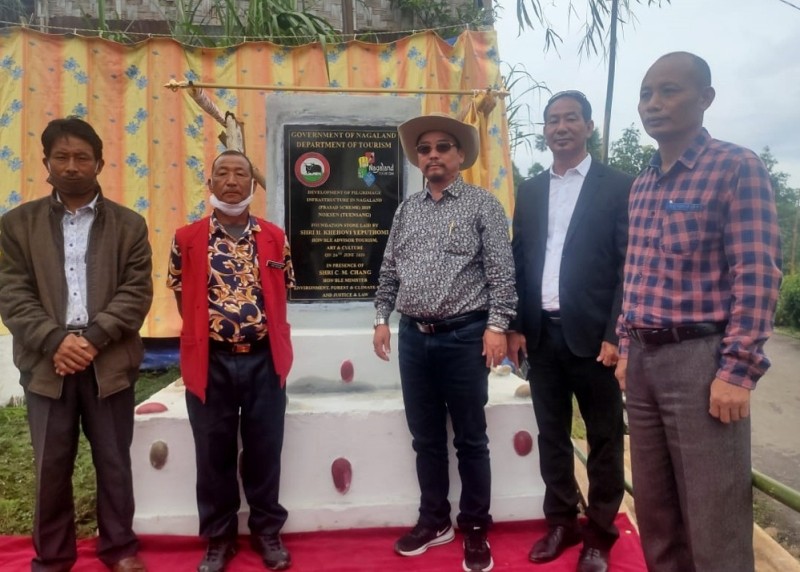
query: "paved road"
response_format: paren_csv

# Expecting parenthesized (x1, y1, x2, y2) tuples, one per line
(751, 332, 800, 556)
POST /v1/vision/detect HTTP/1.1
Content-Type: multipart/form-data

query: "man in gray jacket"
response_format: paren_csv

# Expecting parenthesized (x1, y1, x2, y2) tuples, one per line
(0, 117, 153, 572)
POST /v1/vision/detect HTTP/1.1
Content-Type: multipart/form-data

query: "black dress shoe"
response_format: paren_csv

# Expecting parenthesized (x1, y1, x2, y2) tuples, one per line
(576, 546, 609, 572)
(197, 537, 237, 572)
(251, 534, 292, 570)
(528, 524, 582, 563)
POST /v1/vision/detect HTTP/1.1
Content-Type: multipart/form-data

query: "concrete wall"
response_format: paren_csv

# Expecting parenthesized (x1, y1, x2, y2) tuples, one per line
(37, 0, 424, 33)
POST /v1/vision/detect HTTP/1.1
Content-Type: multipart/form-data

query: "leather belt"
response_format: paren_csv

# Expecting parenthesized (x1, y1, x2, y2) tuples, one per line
(407, 310, 488, 335)
(67, 327, 86, 336)
(542, 310, 561, 324)
(209, 337, 269, 354)
(627, 322, 727, 347)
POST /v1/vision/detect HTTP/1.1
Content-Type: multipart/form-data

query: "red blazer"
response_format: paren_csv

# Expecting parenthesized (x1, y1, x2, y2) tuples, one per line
(175, 216, 293, 402)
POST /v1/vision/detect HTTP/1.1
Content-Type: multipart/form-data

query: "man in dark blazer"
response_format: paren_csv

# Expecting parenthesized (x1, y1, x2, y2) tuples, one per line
(508, 91, 633, 572)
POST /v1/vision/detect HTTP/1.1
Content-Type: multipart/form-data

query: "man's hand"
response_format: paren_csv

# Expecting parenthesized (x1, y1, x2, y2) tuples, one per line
(506, 332, 527, 369)
(596, 341, 619, 368)
(709, 377, 751, 424)
(53, 334, 98, 376)
(483, 330, 507, 368)
(615, 358, 628, 392)
(373, 325, 391, 361)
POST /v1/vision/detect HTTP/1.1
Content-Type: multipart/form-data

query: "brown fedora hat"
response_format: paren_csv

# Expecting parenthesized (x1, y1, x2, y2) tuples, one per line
(398, 112, 479, 170)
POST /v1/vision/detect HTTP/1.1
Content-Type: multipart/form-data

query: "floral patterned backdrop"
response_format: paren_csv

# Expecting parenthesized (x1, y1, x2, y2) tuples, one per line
(0, 27, 513, 337)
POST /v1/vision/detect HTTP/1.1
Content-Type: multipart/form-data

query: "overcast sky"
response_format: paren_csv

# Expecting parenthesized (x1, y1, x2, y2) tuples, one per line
(494, 0, 800, 188)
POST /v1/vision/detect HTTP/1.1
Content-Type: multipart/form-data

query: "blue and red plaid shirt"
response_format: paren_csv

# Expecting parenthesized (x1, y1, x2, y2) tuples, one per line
(617, 128, 782, 388)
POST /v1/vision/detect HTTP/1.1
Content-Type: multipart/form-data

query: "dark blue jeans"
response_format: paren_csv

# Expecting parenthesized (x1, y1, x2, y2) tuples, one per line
(398, 314, 492, 531)
(186, 344, 288, 539)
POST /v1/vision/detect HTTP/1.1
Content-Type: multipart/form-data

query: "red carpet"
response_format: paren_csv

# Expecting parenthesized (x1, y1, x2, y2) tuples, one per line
(0, 515, 645, 571)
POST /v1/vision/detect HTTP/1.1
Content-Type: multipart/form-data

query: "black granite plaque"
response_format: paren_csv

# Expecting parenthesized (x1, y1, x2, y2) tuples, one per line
(285, 125, 403, 301)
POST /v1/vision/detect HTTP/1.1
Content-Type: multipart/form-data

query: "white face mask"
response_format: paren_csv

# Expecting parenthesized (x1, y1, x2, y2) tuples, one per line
(209, 179, 255, 216)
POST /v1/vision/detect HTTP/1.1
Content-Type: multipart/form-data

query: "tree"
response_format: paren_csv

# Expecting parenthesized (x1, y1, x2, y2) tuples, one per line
(760, 147, 800, 274)
(608, 124, 654, 176)
(0, 0, 30, 27)
(528, 163, 545, 177)
(391, 0, 494, 39)
(513, 0, 670, 162)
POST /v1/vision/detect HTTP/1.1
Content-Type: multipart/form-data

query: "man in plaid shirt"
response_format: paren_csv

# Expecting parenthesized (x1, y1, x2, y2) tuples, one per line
(615, 52, 782, 572)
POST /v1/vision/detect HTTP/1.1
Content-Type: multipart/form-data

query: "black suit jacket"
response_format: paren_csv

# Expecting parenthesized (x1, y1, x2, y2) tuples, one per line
(511, 161, 633, 358)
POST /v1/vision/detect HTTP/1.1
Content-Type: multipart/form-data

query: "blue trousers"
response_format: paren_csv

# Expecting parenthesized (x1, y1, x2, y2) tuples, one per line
(186, 344, 288, 539)
(398, 315, 491, 531)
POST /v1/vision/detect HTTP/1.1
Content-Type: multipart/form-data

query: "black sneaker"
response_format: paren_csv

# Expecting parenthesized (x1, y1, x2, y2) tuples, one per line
(250, 534, 291, 570)
(197, 537, 238, 572)
(394, 522, 455, 556)
(462, 527, 493, 572)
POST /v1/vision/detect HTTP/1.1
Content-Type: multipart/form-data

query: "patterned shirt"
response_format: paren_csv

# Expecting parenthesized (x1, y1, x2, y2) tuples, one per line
(61, 192, 99, 327)
(374, 175, 517, 328)
(617, 129, 782, 388)
(167, 215, 295, 343)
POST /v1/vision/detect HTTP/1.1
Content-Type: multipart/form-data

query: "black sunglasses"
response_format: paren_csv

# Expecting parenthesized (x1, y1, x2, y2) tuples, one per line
(415, 141, 458, 155)
(547, 90, 588, 105)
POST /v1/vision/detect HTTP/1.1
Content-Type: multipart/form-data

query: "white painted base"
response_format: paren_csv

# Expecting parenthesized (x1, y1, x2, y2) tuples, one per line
(131, 369, 545, 534)
(0, 334, 24, 406)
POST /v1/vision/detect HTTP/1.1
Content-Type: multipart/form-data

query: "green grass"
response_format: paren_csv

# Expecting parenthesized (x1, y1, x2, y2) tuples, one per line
(0, 367, 179, 537)
(776, 325, 800, 339)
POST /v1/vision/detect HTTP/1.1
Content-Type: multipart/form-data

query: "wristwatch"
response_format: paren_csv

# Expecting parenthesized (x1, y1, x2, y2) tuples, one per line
(373, 317, 388, 328)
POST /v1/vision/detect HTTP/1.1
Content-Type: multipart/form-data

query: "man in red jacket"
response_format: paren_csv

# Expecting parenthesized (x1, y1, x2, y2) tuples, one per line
(167, 150, 295, 572)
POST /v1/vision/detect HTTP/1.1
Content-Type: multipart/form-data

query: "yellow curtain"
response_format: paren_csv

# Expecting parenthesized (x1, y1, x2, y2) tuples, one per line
(0, 28, 514, 337)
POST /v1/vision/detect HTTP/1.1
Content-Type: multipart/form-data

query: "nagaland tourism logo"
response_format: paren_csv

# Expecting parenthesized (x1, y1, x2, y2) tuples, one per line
(295, 152, 330, 188)
(358, 152, 395, 187)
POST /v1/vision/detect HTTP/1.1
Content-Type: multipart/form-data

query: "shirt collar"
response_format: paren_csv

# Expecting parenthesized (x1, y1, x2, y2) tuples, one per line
(421, 174, 465, 201)
(549, 153, 592, 179)
(647, 127, 711, 173)
(56, 191, 100, 214)
(210, 213, 260, 236)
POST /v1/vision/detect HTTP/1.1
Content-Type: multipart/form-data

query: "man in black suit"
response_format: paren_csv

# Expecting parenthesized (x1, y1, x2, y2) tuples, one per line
(508, 91, 632, 572)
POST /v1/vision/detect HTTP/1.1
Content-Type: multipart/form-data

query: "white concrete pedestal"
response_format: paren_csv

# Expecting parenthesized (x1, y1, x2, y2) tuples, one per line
(131, 311, 545, 534)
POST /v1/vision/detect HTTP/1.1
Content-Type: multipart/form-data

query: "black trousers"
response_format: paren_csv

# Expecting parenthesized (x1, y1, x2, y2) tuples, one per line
(527, 320, 625, 549)
(25, 368, 139, 571)
(186, 344, 288, 539)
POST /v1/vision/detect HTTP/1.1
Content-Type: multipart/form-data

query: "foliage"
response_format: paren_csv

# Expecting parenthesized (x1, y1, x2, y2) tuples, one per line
(512, 161, 544, 193)
(91, 0, 134, 43)
(0, 0, 30, 27)
(503, 63, 548, 160)
(607, 124, 654, 176)
(514, 0, 670, 57)
(776, 273, 800, 330)
(392, 0, 495, 39)
(528, 162, 545, 177)
(0, 367, 180, 536)
(761, 147, 800, 274)
(169, 0, 340, 47)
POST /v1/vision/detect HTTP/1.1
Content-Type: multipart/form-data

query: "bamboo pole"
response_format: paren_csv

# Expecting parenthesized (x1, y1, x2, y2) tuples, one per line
(164, 79, 509, 98)
(752, 468, 800, 513)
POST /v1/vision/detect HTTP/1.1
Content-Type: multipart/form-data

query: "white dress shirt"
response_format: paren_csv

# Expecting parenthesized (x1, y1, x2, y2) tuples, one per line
(541, 154, 591, 311)
(61, 193, 99, 328)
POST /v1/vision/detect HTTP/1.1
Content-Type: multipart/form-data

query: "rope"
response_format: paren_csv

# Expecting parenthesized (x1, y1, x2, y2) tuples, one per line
(0, 21, 490, 44)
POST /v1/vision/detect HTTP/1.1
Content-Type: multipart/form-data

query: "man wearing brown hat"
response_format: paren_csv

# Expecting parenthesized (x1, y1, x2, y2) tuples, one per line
(373, 112, 517, 572)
